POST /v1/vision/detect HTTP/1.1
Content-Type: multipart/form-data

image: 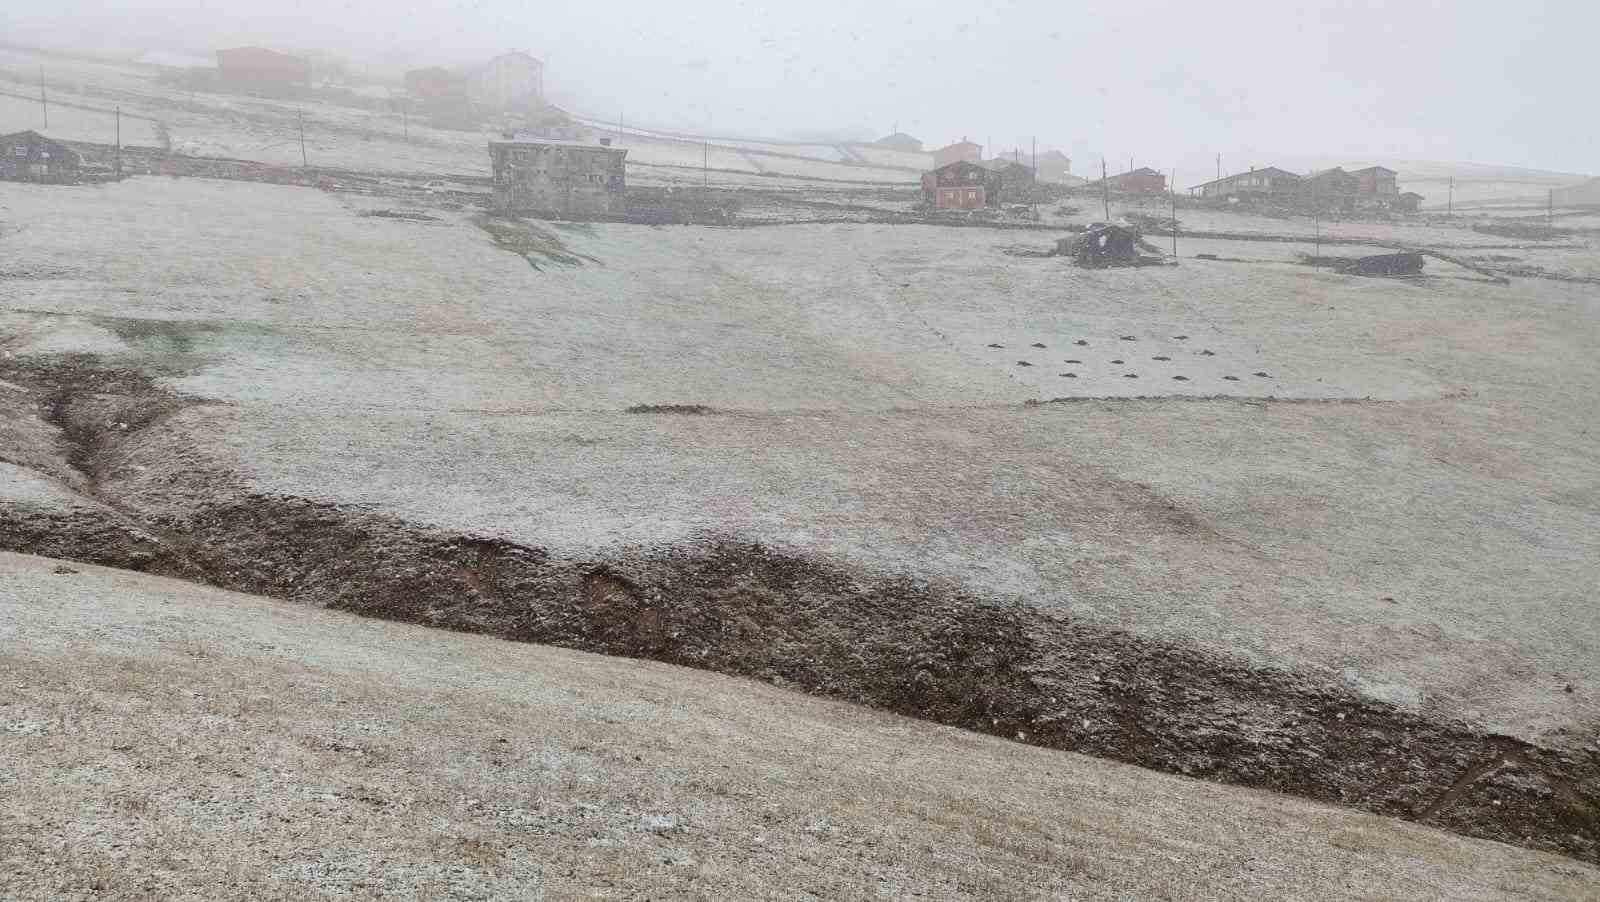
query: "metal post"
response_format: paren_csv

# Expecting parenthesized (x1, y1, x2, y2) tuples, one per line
(298, 110, 308, 167)
(39, 65, 48, 129)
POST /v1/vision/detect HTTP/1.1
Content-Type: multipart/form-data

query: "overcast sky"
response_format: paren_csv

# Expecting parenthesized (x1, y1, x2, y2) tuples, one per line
(5, 0, 1595, 175)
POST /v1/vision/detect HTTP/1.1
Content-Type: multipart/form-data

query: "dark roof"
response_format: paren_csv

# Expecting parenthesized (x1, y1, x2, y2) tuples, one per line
(1088, 167, 1165, 184)
(1188, 167, 1301, 190)
(935, 140, 981, 151)
(1350, 165, 1398, 175)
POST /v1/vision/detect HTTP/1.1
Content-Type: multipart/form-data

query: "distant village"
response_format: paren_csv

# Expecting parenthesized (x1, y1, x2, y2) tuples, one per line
(8, 42, 1600, 219)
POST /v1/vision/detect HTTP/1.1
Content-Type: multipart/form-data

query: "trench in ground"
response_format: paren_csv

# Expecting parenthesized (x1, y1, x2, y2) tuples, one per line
(1, 353, 1596, 865)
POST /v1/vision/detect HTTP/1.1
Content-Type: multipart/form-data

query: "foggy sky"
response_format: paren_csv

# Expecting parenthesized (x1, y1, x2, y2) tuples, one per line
(5, 0, 1595, 175)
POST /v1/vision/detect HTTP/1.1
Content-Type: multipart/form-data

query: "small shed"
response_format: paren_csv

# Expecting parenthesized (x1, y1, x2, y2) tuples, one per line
(0, 131, 80, 183)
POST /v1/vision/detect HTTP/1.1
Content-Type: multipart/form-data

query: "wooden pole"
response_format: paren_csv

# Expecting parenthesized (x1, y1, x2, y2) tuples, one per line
(1101, 158, 1110, 221)
(401, 98, 408, 140)
(298, 110, 308, 167)
(702, 140, 708, 186)
(1216, 152, 1221, 182)
(114, 105, 121, 177)
(1171, 170, 1178, 257)
(39, 65, 48, 129)
(1548, 188, 1554, 228)
(1447, 177, 1453, 216)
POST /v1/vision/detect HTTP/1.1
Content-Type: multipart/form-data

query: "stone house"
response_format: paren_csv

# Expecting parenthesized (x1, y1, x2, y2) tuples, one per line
(489, 139, 627, 216)
(0, 131, 80, 183)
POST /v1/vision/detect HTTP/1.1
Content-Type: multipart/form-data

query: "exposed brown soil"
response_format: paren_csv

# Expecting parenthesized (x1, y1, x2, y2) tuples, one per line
(3, 352, 1597, 865)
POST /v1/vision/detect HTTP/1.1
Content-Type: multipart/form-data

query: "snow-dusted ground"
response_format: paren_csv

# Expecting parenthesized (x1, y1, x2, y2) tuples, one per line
(3, 176, 1598, 748)
(0, 93, 160, 148)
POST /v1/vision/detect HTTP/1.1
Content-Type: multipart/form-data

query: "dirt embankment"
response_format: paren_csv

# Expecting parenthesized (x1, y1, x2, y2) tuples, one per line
(2, 353, 1597, 865)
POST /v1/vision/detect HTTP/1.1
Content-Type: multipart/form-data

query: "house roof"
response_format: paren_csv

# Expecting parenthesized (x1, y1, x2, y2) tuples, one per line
(490, 139, 626, 152)
(877, 132, 921, 143)
(935, 140, 981, 152)
(486, 50, 544, 66)
(928, 159, 995, 176)
(1088, 167, 1165, 184)
(1350, 165, 1398, 176)
(1187, 167, 1301, 190)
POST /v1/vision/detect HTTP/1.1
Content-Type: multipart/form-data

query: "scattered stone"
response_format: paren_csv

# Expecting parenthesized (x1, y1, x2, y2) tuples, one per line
(1016, 361, 1033, 367)
(1031, 342, 1047, 348)
(1173, 335, 1189, 340)
(1564, 684, 1575, 694)
(1124, 374, 1138, 379)
(51, 564, 79, 575)
(1172, 375, 1189, 381)
(1200, 349, 1216, 356)
(1064, 359, 1082, 364)
(1253, 372, 1270, 378)
(986, 343, 1005, 348)
(1060, 372, 1077, 378)
(1111, 359, 1124, 364)
(1073, 339, 1088, 346)
(1223, 375, 1240, 381)
(1152, 356, 1171, 361)
(1120, 335, 1137, 341)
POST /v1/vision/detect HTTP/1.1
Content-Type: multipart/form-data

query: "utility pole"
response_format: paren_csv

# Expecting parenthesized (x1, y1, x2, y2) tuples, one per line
(1216, 152, 1221, 182)
(114, 105, 122, 177)
(1101, 158, 1110, 222)
(39, 65, 48, 129)
(1447, 177, 1454, 216)
(298, 110, 308, 168)
(1171, 170, 1178, 257)
(702, 140, 708, 186)
(1548, 188, 1554, 228)
(400, 97, 408, 140)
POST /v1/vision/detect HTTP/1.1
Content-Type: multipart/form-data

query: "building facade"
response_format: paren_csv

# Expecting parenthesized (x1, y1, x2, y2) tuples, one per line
(472, 52, 545, 112)
(1034, 150, 1072, 183)
(0, 131, 80, 183)
(981, 160, 1037, 203)
(1189, 166, 1302, 202)
(921, 160, 1002, 209)
(489, 139, 627, 216)
(216, 47, 311, 89)
(1351, 166, 1399, 198)
(932, 139, 983, 169)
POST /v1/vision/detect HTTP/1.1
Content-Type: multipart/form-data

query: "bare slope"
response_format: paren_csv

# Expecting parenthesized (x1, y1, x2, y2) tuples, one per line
(3, 552, 1597, 901)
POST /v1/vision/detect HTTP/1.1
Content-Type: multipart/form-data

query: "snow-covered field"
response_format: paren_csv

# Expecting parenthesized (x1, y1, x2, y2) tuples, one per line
(3, 176, 1598, 751)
